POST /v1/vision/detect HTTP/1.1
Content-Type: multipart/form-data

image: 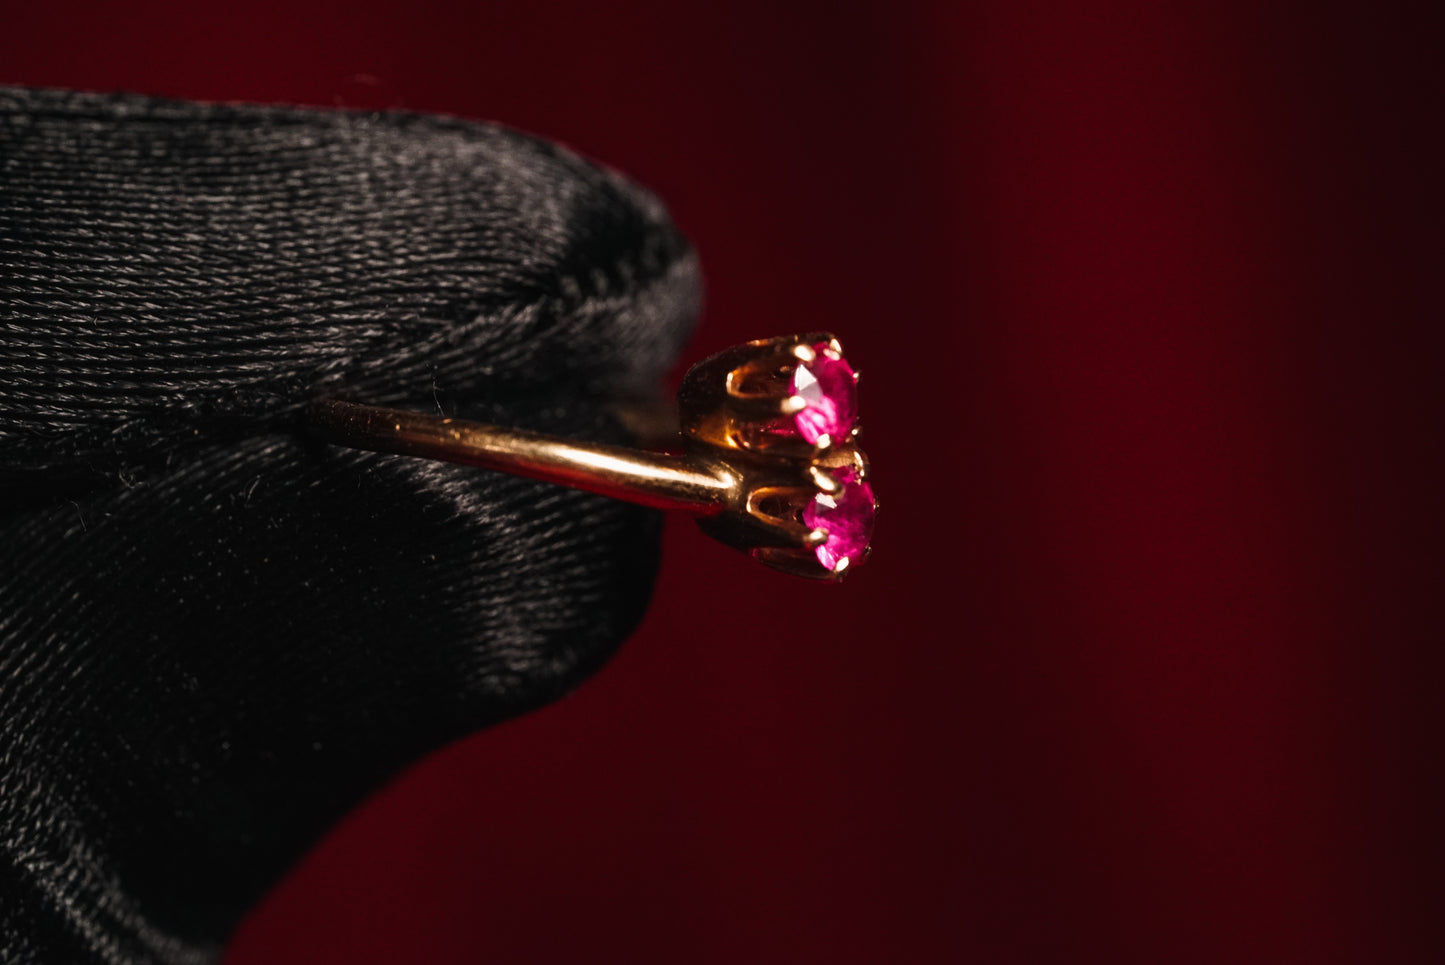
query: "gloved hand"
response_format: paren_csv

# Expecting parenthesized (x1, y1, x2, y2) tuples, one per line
(0, 87, 698, 964)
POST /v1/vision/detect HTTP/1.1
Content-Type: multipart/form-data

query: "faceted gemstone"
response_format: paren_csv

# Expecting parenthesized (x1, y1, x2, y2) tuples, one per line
(802, 468, 876, 572)
(791, 344, 858, 445)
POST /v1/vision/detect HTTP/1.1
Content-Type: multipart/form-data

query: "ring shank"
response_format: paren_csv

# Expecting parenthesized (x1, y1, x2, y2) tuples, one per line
(307, 399, 735, 514)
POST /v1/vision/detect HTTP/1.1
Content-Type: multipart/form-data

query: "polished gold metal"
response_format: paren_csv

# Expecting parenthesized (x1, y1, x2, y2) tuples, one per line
(308, 333, 873, 581)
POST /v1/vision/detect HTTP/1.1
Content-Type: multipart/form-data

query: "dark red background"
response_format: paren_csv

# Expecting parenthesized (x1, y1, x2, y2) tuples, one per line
(2, 1, 1434, 961)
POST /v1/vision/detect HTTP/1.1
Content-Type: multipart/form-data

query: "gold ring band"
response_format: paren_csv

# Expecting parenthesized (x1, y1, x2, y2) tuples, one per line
(307, 333, 876, 581)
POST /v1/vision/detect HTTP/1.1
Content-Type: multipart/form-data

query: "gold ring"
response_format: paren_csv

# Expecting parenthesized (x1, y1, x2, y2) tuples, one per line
(307, 333, 876, 581)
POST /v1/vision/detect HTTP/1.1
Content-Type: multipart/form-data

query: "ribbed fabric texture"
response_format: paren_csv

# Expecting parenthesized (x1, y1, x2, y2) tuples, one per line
(0, 87, 698, 963)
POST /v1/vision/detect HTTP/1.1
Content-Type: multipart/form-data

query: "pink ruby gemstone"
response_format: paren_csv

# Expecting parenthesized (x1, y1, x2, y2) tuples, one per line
(791, 344, 858, 445)
(802, 469, 876, 572)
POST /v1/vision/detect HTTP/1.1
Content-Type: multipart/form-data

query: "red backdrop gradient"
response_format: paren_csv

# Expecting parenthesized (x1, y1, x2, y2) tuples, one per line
(1, 2, 1433, 962)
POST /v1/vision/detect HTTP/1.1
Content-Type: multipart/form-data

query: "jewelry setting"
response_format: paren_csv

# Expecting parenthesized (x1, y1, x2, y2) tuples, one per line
(308, 333, 876, 581)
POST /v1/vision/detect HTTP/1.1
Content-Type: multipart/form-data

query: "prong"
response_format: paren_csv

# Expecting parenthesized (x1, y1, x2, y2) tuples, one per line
(826, 337, 844, 358)
(695, 503, 821, 553)
(733, 424, 833, 463)
(809, 465, 841, 496)
(745, 487, 827, 548)
(723, 390, 803, 422)
(791, 342, 818, 364)
(851, 368, 860, 384)
(721, 361, 809, 420)
(814, 443, 869, 480)
(751, 546, 841, 581)
(741, 511, 825, 549)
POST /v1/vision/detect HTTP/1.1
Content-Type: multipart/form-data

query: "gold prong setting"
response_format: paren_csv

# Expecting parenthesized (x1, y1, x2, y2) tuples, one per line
(678, 333, 876, 581)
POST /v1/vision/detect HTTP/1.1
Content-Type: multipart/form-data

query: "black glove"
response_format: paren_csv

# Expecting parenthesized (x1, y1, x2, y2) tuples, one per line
(0, 87, 698, 963)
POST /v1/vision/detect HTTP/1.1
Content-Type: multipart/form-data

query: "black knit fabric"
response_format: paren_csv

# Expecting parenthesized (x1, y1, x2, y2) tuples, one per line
(0, 87, 699, 963)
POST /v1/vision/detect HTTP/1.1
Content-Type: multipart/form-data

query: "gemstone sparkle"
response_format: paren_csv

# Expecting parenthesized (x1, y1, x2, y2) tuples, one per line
(802, 468, 875, 572)
(791, 345, 858, 446)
